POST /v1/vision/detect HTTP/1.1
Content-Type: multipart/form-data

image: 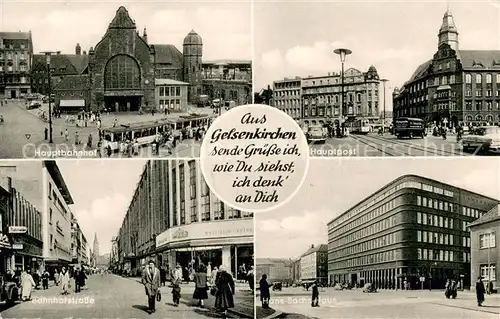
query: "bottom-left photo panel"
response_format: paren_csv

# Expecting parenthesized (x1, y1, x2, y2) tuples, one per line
(0, 159, 255, 319)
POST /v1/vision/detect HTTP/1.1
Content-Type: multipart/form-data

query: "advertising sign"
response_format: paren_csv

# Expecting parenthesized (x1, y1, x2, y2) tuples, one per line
(12, 243, 23, 249)
(9, 226, 28, 234)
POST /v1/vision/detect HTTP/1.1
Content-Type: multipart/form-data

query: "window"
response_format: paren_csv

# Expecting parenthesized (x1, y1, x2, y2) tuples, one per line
(418, 248, 422, 260)
(480, 264, 496, 281)
(104, 55, 140, 89)
(417, 212, 422, 224)
(417, 196, 421, 206)
(476, 74, 482, 84)
(189, 161, 197, 223)
(423, 231, 428, 242)
(479, 232, 496, 249)
(422, 213, 427, 225)
(465, 74, 472, 83)
(159, 87, 165, 96)
(418, 231, 422, 242)
(487, 74, 492, 84)
(179, 165, 185, 225)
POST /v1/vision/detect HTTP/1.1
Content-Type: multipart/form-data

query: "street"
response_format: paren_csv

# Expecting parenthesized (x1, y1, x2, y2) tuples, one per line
(2, 274, 254, 319)
(0, 100, 218, 159)
(309, 133, 495, 157)
(256, 287, 500, 319)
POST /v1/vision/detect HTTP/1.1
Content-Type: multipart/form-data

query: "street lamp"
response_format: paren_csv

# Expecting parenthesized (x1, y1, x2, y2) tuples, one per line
(380, 79, 389, 133)
(334, 48, 352, 137)
(41, 51, 55, 143)
(215, 62, 228, 116)
(429, 261, 437, 290)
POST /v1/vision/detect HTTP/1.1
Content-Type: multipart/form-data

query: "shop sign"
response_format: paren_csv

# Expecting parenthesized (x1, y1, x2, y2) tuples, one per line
(0, 233, 11, 248)
(156, 219, 253, 248)
(9, 226, 27, 234)
(12, 243, 23, 249)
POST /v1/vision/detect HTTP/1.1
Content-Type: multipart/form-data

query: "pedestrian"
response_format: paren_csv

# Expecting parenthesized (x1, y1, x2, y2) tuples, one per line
(247, 266, 254, 291)
(107, 145, 112, 158)
(54, 269, 60, 286)
(311, 280, 319, 307)
(160, 267, 166, 286)
(44, 127, 48, 140)
(259, 274, 270, 308)
(141, 260, 161, 314)
(171, 263, 183, 306)
(214, 265, 235, 319)
(20, 269, 35, 301)
(211, 266, 218, 285)
(75, 268, 87, 293)
(64, 129, 69, 141)
(75, 132, 80, 145)
(476, 276, 485, 306)
(193, 264, 209, 307)
(42, 270, 49, 289)
(60, 267, 70, 295)
(87, 134, 93, 148)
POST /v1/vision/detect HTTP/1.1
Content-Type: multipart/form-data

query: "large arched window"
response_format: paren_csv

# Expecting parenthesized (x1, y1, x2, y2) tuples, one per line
(104, 55, 141, 90)
(465, 73, 472, 84)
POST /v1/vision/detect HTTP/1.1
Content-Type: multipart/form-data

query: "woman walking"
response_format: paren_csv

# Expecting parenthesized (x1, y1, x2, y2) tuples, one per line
(193, 265, 208, 307)
(20, 269, 35, 301)
(60, 267, 71, 295)
(214, 265, 235, 319)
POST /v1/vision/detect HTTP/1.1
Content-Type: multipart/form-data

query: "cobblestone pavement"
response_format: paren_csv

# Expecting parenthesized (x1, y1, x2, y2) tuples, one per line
(257, 287, 500, 319)
(2, 274, 253, 319)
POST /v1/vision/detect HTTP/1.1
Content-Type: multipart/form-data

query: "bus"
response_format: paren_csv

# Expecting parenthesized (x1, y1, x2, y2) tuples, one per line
(350, 119, 370, 134)
(393, 117, 425, 139)
(101, 114, 215, 152)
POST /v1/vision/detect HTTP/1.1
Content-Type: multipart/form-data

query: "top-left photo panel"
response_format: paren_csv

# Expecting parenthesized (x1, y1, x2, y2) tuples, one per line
(0, 0, 252, 159)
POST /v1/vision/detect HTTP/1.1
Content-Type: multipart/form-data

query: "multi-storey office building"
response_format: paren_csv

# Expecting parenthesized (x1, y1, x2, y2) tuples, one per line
(301, 67, 380, 127)
(118, 160, 253, 279)
(0, 31, 33, 98)
(328, 175, 499, 290)
(470, 205, 499, 293)
(300, 244, 328, 285)
(393, 10, 500, 127)
(272, 77, 302, 120)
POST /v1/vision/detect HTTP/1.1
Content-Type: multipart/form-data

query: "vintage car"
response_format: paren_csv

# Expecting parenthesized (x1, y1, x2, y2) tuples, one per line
(461, 126, 500, 154)
(0, 275, 19, 306)
(272, 282, 282, 291)
(306, 126, 327, 143)
(362, 283, 377, 293)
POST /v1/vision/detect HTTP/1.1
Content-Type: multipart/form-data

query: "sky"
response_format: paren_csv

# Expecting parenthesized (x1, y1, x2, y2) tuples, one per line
(255, 157, 500, 259)
(254, 0, 500, 110)
(57, 159, 147, 255)
(0, 0, 251, 60)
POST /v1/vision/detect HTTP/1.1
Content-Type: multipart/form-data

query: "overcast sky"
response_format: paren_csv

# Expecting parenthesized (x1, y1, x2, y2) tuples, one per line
(57, 159, 147, 255)
(254, 0, 500, 110)
(0, 0, 251, 60)
(256, 158, 500, 259)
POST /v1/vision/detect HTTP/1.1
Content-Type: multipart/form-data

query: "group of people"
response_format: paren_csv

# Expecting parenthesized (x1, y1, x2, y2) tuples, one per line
(141, 260, 236, 318)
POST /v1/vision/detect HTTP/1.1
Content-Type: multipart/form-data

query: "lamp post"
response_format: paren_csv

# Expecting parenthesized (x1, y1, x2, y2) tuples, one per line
(380, 79, 388, 133)
(41, 51, 55, 143)
(429, 261, 437, 290)
(215, 62, 227, 116)
(334, 48, 352, 137)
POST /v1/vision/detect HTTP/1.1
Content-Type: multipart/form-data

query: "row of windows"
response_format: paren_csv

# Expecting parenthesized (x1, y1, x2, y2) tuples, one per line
(304, 104, 377, 118)
(330, 231, 398, 258)
(465, 73, 500, 84)
(465, 89, 500, 98)
(417, 231, 455, 245)
(0, 43, 27, 50)
(274, 99, 300, 107)
(158, 86, 181, 97)
(304, 91, 377, 106)
(331, 250, 396, 270)
(416, 195, 455, 212)
(331, 200, 397, 243)
(417, 212, 455, 228)
(462, 206, 482, 218)
(0, 52, 28, 59)
(329, 180, 454, 230)
(158, 99, 181, 110)
(0, 66, 27, 72)
(417, 248, 455, 262)
(10, 189, 42, 241)
(464, 101, 500, 112)
(406, 73, 500, 95)
(274, 89, 300, 97)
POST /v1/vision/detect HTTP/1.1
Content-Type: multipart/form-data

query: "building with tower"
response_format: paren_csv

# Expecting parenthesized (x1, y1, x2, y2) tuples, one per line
(393, 10, 500, 127)
(29, 6, 251, 113)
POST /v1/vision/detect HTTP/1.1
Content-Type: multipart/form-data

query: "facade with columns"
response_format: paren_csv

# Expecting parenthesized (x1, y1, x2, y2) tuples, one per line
(117, 160, 253, 279)
(327, 174, 499, 290)
(393, 10, 500, 127)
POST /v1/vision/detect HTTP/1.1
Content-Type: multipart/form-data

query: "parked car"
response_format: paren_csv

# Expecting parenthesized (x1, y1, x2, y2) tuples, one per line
(0, 275, 19, 306)
(461, 126, 500, 154)
(27, 101, 41, 109)
(306, 126, 327, 143)
(272, 282, 282, 291)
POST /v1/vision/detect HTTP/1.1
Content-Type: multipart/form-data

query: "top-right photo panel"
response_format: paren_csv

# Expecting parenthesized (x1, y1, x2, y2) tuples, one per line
(254, 1, 500, 157)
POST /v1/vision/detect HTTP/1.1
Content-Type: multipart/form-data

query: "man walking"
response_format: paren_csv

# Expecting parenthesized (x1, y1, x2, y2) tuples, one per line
(142, 260, 161, 314)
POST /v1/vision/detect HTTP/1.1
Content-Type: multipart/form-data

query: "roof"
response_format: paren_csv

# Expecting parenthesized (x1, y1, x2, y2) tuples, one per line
(301, 244, 328, 257)
(328, 174, 500, 227)
(0, 32, 31, 40)
(155, 79, 189, 86)
(406, 59, 432, 84)
(65, 55, 89, 74)
(469, 204, 500, 228)
(109, 6, 136, 29)
(256, 258, 294, 266)
(42, 161, 74, 204)
(458, 50, 500, 69)
(151, 44, 183, 65)
(183, 30, 202, 45)
(54, 75, 90, 91)
(32, 54, 87, 76)
(202, 59, 252, 66)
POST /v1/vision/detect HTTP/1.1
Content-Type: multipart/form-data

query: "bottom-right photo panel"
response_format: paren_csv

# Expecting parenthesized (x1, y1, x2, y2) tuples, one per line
(255, 158, 500, 319)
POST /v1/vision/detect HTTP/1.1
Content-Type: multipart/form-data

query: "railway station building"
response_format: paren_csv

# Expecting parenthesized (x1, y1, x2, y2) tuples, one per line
(327, 174, 499, 290)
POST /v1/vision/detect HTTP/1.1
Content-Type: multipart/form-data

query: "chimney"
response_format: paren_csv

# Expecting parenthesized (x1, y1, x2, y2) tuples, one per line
(143, 27, 148, 44)
(56, 51, 61, 55)
(311, 244, 314, 248)
(75, 43, 81, 55)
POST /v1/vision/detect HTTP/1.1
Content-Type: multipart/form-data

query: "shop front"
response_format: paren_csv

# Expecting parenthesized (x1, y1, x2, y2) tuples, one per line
(0, 232, 12, 274)
(11, 234, 43, 273)
(156, 218, 253, 280)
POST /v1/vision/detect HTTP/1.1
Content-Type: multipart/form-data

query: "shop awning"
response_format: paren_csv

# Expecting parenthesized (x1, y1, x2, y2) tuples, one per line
(171, 246, 223, 252)
(60, 99, 85, 107)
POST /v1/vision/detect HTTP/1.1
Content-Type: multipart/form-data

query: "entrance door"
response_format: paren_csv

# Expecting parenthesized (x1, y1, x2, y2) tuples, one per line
(351, 273, 358, 286)
(105, 96, 141, 112)
(11, 90, 16, 98)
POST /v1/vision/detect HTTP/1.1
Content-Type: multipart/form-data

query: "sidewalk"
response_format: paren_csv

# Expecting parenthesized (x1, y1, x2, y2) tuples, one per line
(124, 275, 254, 318)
